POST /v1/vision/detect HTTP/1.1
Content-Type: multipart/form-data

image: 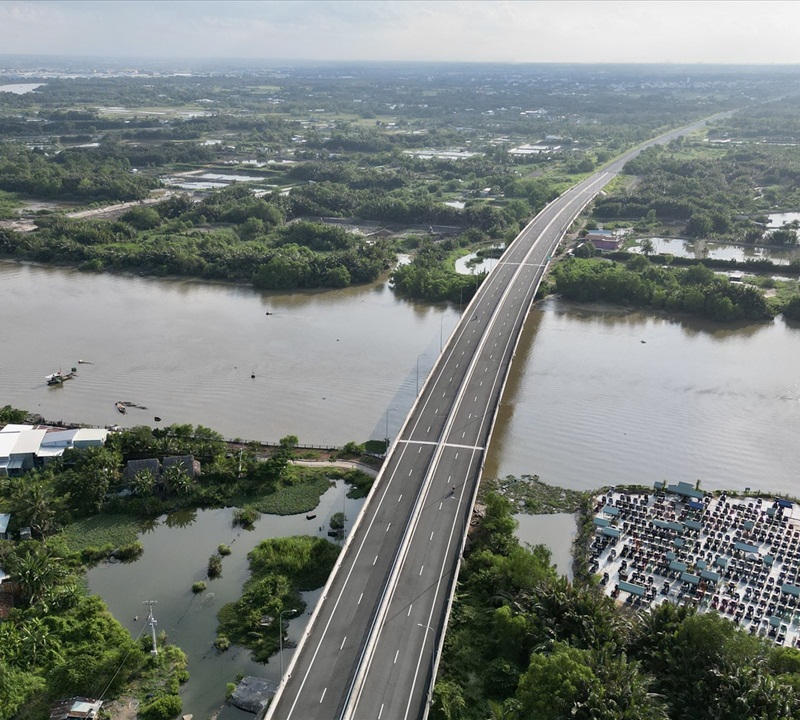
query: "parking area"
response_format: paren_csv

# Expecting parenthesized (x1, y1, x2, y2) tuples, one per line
(590, 482, 800, 647)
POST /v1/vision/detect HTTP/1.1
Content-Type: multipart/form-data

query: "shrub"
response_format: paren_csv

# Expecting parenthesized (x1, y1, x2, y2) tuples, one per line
(218, 544, 232, 556)
(232, 506, 261, 528)
(115, 541, 144, 561)
(80, 544, 115, 564)
(338, 441, 365, 458)
(191, 581, 206, 594)
(139, 695, 182, 720)
(330, 512, 345, 531)
(208, 554, 222, 578)
(214, 635, 231, 652)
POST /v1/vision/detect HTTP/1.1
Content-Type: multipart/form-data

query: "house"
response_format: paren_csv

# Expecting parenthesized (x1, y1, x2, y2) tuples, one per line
(0, 425, 46, 475)
(584, 229, 623, 251)
(49, 698, 103, 720)
(163, 455, 201, 479)
(124, 458, 161, 482)
(39, 428, 109, 453)
(0, 425, 109, 473)
(0, 513, 10, 540)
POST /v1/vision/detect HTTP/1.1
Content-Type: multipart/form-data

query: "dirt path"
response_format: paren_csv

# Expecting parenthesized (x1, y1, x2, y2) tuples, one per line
(289, 459, 379, 477)
(65, 193, 174, 221)
(103, 697, 139, 720)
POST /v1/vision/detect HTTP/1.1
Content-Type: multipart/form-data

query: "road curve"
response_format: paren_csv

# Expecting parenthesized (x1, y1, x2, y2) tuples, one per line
(266, 115, 721, 720)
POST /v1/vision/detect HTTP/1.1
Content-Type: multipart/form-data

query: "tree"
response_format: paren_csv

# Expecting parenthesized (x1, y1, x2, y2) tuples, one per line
(434, 679, 467, 720)
(161, 463, 192, 496)
(131, 468, 156, 497)
(782, 295, 800, 322)
(0, 405, 28, 424)
(139, 695, 182, 720)
(686, 212, 712, 238)
(120, 205, 161, 230)
(8, 474, 62, 536)
(59, 446, 120, 512)
(0, 664, 45, 720)
(640, 238, 655, 256)
(5, 541, 67, 609)
(769, 226, 798, 246)
(516, 643, 599, 720)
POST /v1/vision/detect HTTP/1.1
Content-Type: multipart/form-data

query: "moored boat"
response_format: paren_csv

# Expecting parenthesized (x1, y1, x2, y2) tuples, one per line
(46, 370, 74, 385)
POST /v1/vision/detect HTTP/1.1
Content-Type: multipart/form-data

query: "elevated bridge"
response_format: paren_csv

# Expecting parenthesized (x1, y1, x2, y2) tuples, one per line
(267, 118, 719, 720)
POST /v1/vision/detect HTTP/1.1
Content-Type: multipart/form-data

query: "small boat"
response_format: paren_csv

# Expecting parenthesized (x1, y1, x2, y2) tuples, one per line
(115, 402, 127, 414)
(46, 370, 74, 385)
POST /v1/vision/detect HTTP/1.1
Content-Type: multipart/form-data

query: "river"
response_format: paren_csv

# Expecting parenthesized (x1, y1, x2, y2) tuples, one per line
(4, 260, 800, 715)
(484, 297, 800, 497)
(0, 261, 458, 445)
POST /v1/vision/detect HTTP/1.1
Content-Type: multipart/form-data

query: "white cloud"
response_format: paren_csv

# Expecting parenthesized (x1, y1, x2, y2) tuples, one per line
(0, 0, 799, 64)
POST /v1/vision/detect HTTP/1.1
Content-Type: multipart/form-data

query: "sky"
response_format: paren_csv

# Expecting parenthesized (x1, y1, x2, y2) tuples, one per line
(2, 0, 800, 65)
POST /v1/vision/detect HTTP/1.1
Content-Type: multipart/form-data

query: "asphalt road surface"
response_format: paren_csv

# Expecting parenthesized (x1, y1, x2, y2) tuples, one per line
(266, 115, 723, 720)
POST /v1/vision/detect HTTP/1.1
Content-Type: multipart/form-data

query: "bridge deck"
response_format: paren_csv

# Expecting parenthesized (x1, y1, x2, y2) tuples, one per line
(267, 117, 717, 720)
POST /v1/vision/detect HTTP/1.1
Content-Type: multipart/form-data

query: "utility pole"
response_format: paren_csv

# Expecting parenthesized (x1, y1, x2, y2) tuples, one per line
(144, 600, 158, 655)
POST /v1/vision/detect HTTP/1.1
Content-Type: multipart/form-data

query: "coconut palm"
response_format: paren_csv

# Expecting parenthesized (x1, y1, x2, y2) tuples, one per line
(6, 542, 67, 609)
(8, 477, 60, 537)
(160, 463, 192, 496)
(131, 468, 156, 497)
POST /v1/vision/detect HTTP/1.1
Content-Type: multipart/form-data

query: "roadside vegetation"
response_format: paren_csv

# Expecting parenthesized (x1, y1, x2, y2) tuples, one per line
(550, 253, 779, 323)
(484, 474, 587, 514)
(0, 408, 367, 718)
(432, 491, 800, 720)
(216, 535, 340, 662)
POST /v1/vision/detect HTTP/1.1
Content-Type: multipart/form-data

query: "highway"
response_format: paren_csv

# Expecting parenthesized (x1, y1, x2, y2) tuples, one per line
(266, 117, 720, 720)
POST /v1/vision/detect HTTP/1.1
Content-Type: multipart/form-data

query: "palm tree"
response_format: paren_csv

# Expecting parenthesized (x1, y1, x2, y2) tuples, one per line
(9, 477, 60, 537)
(131, 468, 156, 497)
(18, 616, 64, 668)
(486, 699, 520, 720)
(160, 464, 192, 496)
(6, 542, 67, 609)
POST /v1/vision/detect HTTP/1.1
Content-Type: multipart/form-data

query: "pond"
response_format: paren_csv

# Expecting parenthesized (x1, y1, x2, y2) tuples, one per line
(0, 82, 44, 94)
(87, 480, 364, 719)
(514, 513, 577, 580)
(454, 246, 503, 275)
(630, 237, 800, 265)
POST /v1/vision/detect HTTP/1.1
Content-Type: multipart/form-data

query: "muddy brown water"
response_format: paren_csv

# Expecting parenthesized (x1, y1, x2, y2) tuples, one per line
(4, 261, 800, 716)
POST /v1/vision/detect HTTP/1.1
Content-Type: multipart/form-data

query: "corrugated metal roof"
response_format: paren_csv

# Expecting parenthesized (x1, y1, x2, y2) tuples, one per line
(74, 429, 109, 444)
(0, 424, 33, 433)
(0, 433, 19, 458)
(40, 429, 79, 447)
(11, 429, 46, 455)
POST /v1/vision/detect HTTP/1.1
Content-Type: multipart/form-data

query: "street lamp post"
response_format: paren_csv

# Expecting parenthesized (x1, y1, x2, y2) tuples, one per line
(279, 608, 297, 679)
(416, 353, 427, 395)
(385, 407, 397, 454)
(418, 623, 436, 708)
